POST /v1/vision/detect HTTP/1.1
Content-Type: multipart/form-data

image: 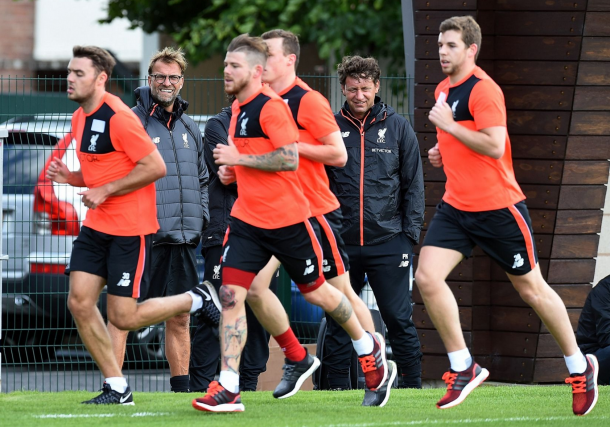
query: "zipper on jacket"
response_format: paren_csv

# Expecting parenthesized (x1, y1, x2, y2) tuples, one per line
(168, 128, 187, 242)
(341, 109, 370, 246)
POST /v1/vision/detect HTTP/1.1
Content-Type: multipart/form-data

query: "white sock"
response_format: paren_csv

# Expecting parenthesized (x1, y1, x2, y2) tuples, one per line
(218, 370, 240, 394)
(187, 291, 203, 313)
(448, 348, 472, 372)
(565, 351, 587, 375)
(352, 331, 374, 356)
(105, 377, 127, 393)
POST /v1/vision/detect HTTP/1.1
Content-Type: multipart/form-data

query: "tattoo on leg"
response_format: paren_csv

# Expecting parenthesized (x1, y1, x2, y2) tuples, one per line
(328, 294, 353, 324)
(219, 285, 237, 310)
(222, 315, 247, 374)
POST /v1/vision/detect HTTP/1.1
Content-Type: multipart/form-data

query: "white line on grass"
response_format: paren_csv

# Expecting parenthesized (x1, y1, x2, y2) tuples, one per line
(34, 412, 171, 419)
(310, 414, 610, 427)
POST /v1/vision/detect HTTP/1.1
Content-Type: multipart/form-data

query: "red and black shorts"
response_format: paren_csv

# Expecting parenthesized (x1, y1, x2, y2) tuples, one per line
(422, 200, 538, 276)
(308, 209, 350, 280)
(221, 217, 325, 293)
(67, 225, 153, 298)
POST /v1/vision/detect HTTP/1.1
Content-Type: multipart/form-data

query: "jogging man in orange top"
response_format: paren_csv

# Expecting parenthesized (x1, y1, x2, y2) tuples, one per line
(414, 16, 598, 416)
(47, 46, 220, 405)
(250, 29, 396, 407)
(191, 34, 387, 413)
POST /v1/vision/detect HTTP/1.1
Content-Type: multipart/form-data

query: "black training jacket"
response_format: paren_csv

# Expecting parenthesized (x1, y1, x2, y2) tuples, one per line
(326, 98, 424, 246)
(132, 86, 209, 246)
(201, 107, 237, 248)
(577, 275, 610, 354)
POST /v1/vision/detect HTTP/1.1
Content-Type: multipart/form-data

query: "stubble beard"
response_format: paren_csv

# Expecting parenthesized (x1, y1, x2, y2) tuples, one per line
(151, 85, 179, 108)
(225, 73, 251, 96)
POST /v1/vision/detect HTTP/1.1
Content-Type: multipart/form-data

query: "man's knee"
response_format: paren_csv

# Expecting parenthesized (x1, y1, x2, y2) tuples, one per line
(219, 284, 246, 310)
(106, 296, 139, 330)
(414, 267, 434, 292)
(67, 294, 91, 320)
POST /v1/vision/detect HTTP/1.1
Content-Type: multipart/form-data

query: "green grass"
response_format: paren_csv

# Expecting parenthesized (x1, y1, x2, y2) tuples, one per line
(1, 386, 608, 427)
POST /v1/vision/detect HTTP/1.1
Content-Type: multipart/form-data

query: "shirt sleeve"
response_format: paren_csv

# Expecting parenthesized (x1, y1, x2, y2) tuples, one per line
(297, 91, 339, 139)
(109, 110, 156, 163)
(469, 79, 507, 130)
(260, 98, 299, 149)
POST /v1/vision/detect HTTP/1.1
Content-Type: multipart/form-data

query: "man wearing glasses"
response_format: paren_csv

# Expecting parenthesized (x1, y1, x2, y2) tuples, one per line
(108, 47, 219, 393)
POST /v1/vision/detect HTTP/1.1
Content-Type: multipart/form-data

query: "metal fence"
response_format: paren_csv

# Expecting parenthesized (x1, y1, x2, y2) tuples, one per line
(0, 75, 412, 393)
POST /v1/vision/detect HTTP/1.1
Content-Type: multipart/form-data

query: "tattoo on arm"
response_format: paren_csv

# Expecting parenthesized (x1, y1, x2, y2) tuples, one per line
(328, 294, 353, 324)
(237, 143, 298, 171)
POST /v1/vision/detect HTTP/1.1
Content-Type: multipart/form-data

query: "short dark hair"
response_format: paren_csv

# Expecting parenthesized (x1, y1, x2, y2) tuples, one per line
(148, 47, 187, 75)
(72, 45, 116, 78)
(337, 55, 381, 86)
(261, 29, 300, 71)
(439, 16, 482, 60)
(227, 34, 268, 68)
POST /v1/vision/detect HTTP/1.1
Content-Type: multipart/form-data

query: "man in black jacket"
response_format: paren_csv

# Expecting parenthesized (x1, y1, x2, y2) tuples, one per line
(325, 55, 424, 390)
(108, 47, 219, 393)
(577, 275, 610, 385)
(189, 103, 277, 392)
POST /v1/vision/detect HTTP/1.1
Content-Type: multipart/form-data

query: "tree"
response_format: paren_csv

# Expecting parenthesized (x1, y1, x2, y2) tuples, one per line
(103, 0, 405, 74)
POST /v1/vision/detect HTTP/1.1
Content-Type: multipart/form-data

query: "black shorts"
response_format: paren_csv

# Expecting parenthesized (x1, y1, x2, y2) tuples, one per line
(141, 244, 198, 300)
(422, 200, 538, 275)
(67, 225, 153, 298)
(221, 217, 324, 293)
(309, 209, 350, 280)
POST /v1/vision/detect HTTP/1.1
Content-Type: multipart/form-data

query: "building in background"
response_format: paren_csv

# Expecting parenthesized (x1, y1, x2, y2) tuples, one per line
(0, 0, 147, 79)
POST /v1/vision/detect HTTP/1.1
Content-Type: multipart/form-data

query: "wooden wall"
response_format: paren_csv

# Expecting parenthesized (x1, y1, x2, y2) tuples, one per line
(411, 0, 610, 383)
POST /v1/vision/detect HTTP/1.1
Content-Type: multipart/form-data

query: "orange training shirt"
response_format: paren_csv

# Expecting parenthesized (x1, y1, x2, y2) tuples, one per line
(435, 66, 525, 211)
(72, 92, 159, 236)
(229, 85, 311, 229)
(279, 77, 341, 217)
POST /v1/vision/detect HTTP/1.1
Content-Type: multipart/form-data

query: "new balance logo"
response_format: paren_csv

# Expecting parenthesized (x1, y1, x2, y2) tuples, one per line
(398, 253, 409, 267)
(152, 137, 160, 144)
(88, 134, 99, 152)
(303, 259, 314, 275)
(213, 264, 221, 280)
(512, 254, 524, 269)
(322, 259, 330, 273)
(341, 131, 350, 138)
(117, 272, 131, 287)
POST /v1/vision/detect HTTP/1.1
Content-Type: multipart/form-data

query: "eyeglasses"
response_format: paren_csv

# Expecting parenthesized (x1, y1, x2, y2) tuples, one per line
(149, 74, 183, 84)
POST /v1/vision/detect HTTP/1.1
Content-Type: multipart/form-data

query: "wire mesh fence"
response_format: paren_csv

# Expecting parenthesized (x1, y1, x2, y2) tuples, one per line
(1, 75, 412, 392)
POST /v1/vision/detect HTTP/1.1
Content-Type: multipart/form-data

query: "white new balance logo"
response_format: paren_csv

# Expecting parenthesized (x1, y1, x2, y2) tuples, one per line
(117, 272, 131, 287)
(512, 254, 524, 269)
(398, 253, 409, 267)
(341, 131, 350, 138)
(303, 259, 314, 275)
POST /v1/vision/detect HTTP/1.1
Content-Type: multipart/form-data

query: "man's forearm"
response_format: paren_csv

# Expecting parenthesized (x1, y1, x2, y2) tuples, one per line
(446, 123, 505, 159)
(67, 170, 86, 187)
(236, 143, 298, 171)
(105, 162, 165, 196)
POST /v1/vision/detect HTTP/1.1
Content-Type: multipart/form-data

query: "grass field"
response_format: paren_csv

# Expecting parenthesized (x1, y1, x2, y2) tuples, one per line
(1, 385, 608, 427)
